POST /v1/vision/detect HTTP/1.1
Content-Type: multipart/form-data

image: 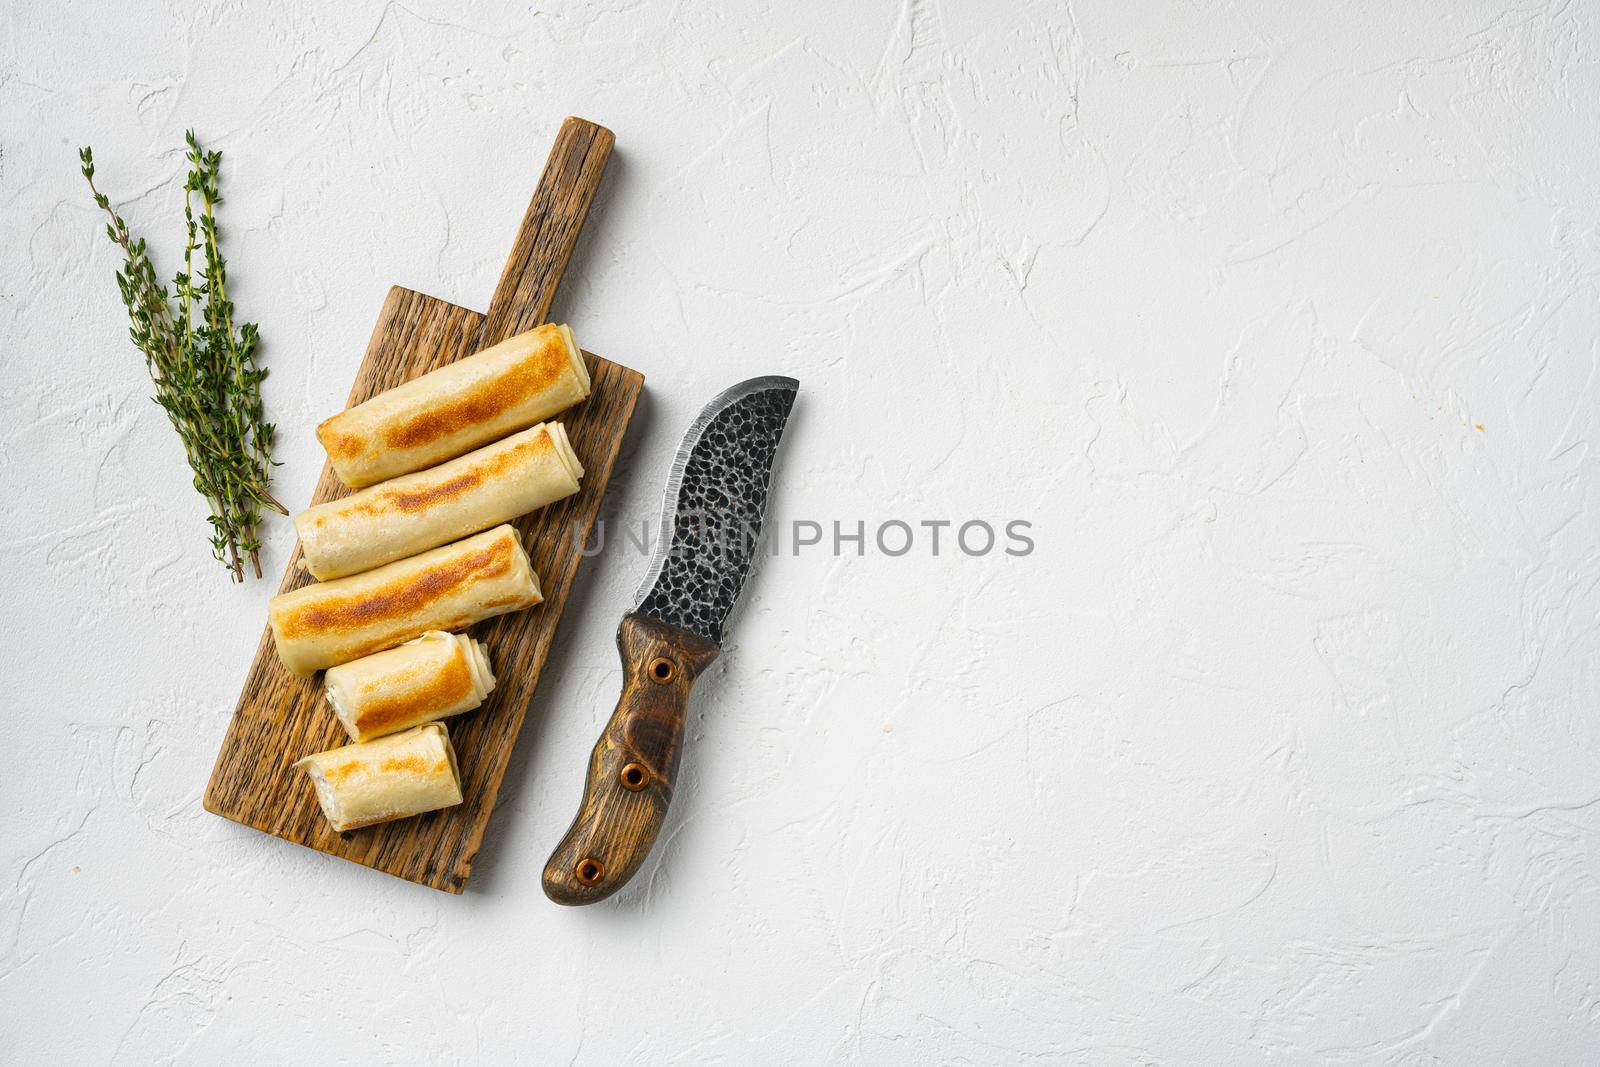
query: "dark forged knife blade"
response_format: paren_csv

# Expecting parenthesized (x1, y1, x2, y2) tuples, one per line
(542, 376, 798, 905)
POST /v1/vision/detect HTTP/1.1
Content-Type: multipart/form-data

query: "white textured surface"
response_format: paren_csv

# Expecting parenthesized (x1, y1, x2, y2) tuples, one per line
(4, 0, 1599, 1061)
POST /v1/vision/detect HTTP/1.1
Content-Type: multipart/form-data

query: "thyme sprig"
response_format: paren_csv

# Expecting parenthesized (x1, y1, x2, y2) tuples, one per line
(80, 132, 284, 580)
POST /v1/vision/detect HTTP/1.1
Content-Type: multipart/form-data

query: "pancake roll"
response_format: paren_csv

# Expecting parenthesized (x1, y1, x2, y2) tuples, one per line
(295, 722, 463, 832)
(324, 631, 495, 743)
(317, 323, 590, 488)
(295, 422, 583, 580)
(268, 524, 540, 677)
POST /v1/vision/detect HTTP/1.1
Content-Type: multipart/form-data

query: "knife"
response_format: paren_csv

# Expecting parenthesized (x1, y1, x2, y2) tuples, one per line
(542, 375, 799, 905)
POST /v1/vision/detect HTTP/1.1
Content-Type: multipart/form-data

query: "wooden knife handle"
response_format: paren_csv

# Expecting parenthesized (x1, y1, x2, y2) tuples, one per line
(542, 613, 720, 905)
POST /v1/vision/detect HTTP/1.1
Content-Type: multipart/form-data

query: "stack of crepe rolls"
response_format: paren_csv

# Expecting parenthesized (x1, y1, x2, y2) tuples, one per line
(325, 631, 495, 743)
(317, 323, 589, 488)
(294, 421, 583, 580)
(295, 723, 463, 833)
(276, 323, 592, 833)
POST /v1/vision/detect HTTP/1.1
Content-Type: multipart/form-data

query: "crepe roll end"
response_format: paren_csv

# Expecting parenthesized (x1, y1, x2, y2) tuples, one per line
(557, 323, 591, 396)
(325, 678, 352, 731)
(459, 633, 496, 700)
(292, 511, 321, 576)
(269, 610, 319, 679)
(506, 528, 543, 607)
(315, 413, 367, 475)
(544, 420, 585, 484)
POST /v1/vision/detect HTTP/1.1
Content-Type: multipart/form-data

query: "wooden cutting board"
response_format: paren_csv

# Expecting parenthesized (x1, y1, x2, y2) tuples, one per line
(203, 117, 643, 893)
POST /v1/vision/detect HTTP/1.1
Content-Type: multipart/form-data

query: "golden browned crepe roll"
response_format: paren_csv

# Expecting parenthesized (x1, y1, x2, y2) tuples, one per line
(324, 631, 496, 743)
(317, 323, 590, 488)
(295, 422, 584, 580)
(268, 525, 540, 677)
(294, 722, 463, 832)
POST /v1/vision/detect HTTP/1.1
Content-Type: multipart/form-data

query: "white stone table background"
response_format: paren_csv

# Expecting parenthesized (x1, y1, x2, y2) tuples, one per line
(4, 0, 1599, 1061)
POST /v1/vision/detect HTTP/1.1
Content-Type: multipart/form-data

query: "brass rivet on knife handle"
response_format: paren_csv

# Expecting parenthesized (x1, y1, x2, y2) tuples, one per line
(481, 116, 615, 345)
(619, 763, 649, 791)
(647, 657, 675, 684)
(541, 613, 720, 905)
(575, 858, 604, 885)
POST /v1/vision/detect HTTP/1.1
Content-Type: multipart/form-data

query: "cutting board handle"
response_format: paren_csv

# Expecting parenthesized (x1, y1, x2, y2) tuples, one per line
(482, 116, 615, 345)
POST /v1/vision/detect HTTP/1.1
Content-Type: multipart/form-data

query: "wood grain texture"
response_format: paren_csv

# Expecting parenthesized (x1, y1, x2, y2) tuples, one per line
(541, 613, 720, 905)
(203, 118, 643, 893)
(483, 119, 614, 343)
